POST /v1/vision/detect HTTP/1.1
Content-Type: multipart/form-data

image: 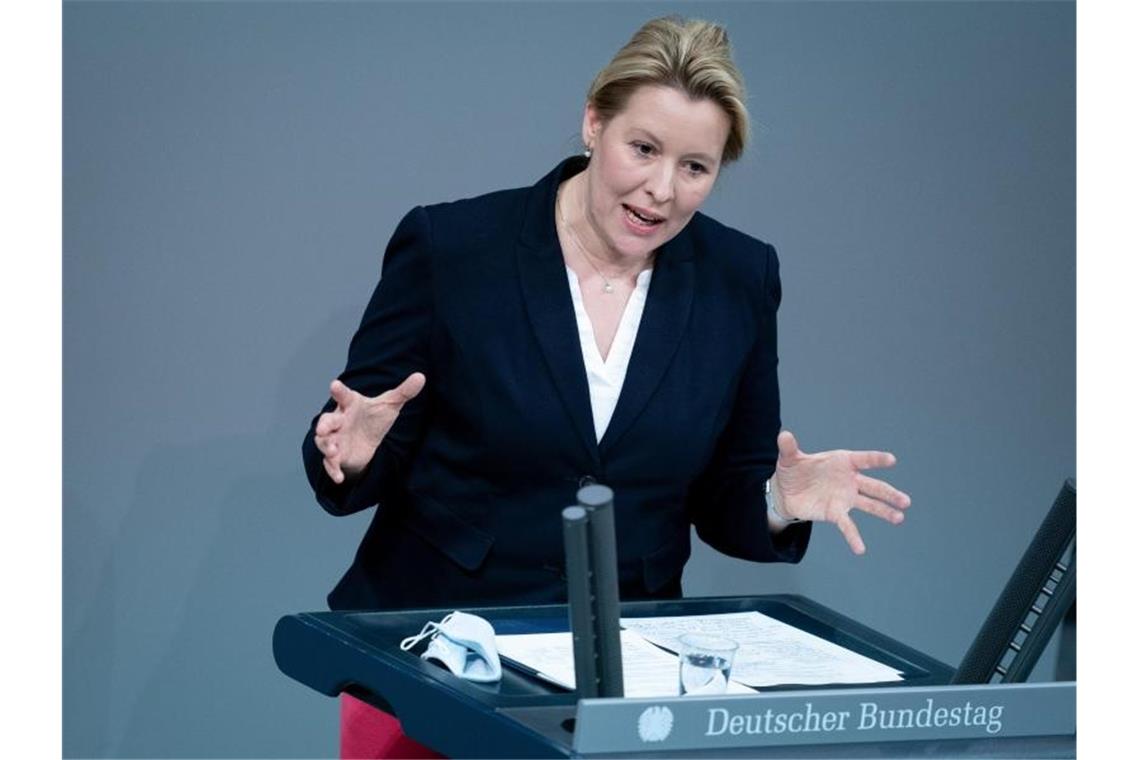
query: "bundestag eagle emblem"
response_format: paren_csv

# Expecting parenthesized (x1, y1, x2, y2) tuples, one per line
(637, 705, 674, 742)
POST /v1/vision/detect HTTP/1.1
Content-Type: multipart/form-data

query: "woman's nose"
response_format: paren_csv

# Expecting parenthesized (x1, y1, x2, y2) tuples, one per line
(644, 164, 675, 204)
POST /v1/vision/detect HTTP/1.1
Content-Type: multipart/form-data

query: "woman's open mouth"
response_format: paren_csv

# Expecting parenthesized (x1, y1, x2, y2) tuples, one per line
(622, 204, 665, 231)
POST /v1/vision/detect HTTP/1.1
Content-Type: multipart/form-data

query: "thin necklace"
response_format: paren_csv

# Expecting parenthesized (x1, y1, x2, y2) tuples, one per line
(557, 186, 617, 294)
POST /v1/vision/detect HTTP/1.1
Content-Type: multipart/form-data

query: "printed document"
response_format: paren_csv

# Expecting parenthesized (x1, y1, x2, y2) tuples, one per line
(620, 611, 904, 687)
(494, 629, 756, 697)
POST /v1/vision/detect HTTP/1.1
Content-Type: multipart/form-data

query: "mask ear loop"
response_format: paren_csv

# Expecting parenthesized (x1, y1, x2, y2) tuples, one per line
(398, 612, 457, 652)
(399, 621, 439, 651)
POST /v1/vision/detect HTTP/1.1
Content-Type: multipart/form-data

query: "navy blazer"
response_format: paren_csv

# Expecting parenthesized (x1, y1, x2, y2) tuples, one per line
(303, 157, 811, 611)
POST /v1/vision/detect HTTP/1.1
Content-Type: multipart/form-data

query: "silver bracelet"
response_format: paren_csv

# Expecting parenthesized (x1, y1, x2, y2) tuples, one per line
(765, 479, 801, 523)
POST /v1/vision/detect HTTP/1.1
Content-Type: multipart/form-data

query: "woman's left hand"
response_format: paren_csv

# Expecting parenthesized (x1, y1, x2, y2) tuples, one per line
(771, 430, 912, 555)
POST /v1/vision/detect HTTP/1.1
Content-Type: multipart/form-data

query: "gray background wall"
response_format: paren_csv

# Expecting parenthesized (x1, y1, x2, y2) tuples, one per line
(63, 1, 1074, 757)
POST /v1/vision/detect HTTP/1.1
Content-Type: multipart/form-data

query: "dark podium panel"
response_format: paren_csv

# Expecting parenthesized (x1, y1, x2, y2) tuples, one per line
(273, 594, 1074, 758)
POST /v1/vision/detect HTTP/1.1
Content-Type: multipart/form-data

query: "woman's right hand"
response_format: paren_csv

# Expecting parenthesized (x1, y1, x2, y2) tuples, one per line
(313, 372, 426, 484)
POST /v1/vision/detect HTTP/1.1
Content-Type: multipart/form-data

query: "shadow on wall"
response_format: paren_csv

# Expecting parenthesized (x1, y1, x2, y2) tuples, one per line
(64, 488, 118, 757)
(67, 307, 371, 758)
(111, 432, 331, 758)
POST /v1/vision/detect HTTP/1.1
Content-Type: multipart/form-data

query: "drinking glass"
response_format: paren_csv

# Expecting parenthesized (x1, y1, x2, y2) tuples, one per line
(678, 633, 738, 696)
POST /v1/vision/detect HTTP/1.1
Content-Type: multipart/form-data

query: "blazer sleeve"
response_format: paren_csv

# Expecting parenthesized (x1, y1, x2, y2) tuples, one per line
(686, 242, 812, 562)
(301, 206, 434, 516)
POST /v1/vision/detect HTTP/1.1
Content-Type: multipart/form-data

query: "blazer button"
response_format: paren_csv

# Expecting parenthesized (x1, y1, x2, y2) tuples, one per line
(578, 475, 597, 488)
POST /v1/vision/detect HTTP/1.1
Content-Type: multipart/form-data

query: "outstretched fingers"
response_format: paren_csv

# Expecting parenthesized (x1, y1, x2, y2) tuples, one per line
(315, 434, 338, 457)
(382, 372, 427, 407)
(856, 473, 911, 510)
(322, 453, 344, 484)
(315, 411, 343, 437)
(855, 494, 904, 525)
(835, 513, 866, 555)
(329, 379, 355, 407)
(318, 379, 355, 436)
(776, 430, 801, 461)
(850, 449, 897, 470)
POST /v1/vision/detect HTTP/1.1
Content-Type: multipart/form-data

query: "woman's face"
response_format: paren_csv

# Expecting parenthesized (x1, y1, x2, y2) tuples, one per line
(579, 85, 731, 262)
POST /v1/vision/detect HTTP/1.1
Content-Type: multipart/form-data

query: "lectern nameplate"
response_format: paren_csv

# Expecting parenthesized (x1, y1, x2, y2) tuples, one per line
(572, 681, 1075, 755)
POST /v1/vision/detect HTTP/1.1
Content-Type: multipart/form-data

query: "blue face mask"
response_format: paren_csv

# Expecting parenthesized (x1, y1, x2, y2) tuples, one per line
(399, 611, 502, 683)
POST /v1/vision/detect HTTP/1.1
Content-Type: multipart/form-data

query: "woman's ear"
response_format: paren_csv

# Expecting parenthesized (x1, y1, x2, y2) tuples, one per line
(581, 102, 602, 151)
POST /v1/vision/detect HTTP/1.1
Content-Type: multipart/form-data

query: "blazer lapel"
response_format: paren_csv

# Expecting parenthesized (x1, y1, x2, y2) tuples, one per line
(598, 227, 696, 457)
(516, 158, 602, 467)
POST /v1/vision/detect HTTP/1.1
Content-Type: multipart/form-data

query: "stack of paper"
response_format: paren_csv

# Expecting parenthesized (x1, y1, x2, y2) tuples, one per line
(620, 611, 904, 687)
(494, 629, 757, 697)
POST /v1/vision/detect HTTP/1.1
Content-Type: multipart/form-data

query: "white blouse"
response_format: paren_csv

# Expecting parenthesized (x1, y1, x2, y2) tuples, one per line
(565, 266, 786, 530)
(565, 266, 654, 442)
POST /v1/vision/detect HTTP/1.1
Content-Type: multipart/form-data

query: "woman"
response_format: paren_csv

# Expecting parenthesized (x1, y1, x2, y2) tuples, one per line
(303, 16, 911, 759)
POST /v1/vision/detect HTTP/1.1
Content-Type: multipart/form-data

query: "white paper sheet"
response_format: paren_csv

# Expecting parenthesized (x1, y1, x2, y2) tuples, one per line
(620, 611, 904, 687)
(494, 629, 756, 697)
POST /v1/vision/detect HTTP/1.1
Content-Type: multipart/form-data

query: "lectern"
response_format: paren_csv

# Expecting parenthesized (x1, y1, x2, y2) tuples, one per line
(276, 481, 1076, 756)
(273, 594, 1074, 757)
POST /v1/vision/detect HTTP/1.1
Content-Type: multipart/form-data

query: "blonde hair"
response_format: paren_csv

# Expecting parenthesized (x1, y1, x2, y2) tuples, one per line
(586, 16, 750, 163)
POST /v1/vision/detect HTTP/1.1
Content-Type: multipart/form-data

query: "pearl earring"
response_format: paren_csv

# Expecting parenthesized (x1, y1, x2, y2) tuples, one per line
(584, 146, 593, 158)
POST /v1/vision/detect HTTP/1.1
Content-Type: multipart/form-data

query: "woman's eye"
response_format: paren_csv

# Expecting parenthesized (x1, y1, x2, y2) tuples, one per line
(633, 142, 654, 156)
(686, 161, 707, 175)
